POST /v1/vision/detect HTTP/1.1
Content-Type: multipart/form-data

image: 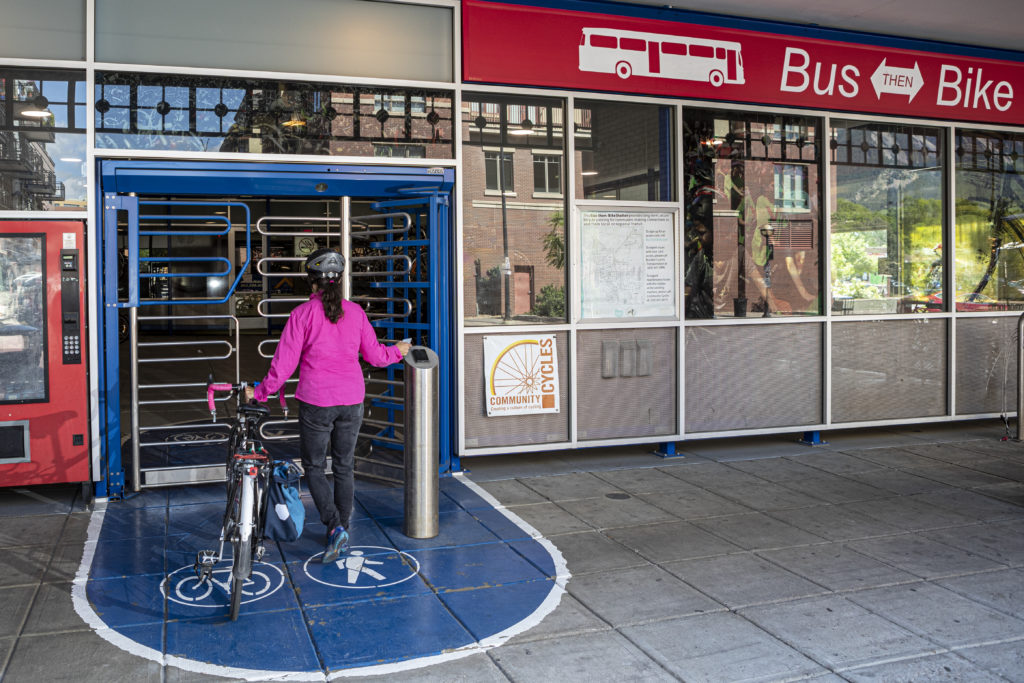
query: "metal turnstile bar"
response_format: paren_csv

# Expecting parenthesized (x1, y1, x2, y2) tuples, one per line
(255, 215, 341, 236)
(362, 417, 402, 430)
(137, 339, 234, 363)
(365, 393, 404, 404)
(131, 313, 240, 492)
(139, 437, 226, 448)
(360, 431, 402, 445)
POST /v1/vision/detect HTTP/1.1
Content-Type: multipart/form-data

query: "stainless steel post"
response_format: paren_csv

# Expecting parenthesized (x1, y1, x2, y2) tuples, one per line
(130, 306, 141, 491)
(403, 346, 439, 538)
(1018, 312, 1024, 441)
(341, 196, 352, 301)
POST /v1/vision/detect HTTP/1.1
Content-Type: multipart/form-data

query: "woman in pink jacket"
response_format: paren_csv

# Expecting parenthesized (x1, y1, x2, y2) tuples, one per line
(254, 249, 410, 563)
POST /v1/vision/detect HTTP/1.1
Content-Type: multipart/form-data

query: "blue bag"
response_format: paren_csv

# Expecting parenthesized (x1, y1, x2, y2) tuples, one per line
(265, 461, 305, 542)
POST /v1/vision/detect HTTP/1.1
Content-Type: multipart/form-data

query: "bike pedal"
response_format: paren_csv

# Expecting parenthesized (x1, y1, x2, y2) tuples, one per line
(255, 544, 266, 562)
(193, 550, 217, 578)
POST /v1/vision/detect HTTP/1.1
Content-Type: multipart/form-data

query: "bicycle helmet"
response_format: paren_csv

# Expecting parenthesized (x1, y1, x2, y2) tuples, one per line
(304, 248, 345, 279)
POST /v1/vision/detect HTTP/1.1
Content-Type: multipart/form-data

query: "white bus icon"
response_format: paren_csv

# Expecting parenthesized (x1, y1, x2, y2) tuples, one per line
(579, 27, 745, 87)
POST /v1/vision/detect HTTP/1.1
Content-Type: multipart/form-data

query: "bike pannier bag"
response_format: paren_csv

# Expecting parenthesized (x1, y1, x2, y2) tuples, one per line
(266, 461, 305, 541)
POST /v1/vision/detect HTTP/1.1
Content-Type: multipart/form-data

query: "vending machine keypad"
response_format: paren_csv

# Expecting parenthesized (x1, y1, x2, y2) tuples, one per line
(60, 250, 81, 364)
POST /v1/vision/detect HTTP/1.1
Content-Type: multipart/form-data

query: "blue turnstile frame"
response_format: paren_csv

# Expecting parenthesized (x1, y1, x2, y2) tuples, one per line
(96, 160, 455, 499)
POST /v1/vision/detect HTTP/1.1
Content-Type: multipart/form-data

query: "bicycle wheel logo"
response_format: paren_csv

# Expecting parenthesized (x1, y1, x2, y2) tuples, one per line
(167, 431, 226, 443)
(483, 335, 560, 416)
(162, 562, 285, 608)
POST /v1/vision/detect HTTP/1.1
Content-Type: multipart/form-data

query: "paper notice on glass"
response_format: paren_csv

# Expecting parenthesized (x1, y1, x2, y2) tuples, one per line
(580, 210, 675, 319)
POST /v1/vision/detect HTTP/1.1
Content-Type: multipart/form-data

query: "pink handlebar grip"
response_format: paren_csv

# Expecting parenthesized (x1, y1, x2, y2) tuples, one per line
(279, 391, 287, 412)
(207, 383, 233, 414)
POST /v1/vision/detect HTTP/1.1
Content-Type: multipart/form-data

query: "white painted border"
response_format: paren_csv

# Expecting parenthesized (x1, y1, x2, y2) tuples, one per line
(70, 476, 570, 680)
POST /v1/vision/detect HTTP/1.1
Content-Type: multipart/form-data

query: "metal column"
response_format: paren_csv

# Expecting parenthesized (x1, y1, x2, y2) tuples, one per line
(403, 346, 439, 539)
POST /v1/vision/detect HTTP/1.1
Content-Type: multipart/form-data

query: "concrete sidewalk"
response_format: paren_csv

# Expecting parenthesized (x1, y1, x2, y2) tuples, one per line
(1, 420, 1023, 681)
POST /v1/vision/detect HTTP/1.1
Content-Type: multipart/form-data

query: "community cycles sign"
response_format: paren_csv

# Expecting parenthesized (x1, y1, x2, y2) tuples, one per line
(462, 0, 1024, 126)
(483, 335, 559, 416)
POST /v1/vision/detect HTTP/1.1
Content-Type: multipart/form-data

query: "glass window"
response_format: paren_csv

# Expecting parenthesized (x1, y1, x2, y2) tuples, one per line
(96, 0, 452, 82)
(373, 143, 425, 158)
(0, 68, 87, 211)
(484, 151, 515, 193)
(0, 0, 85, 60)
(96, 72, 454, 158)
(574, 100, 674, 202)
(374, 94, 427, 116)
(0, 234, 46, 402)
(774, 164, 808, 211)
(955, 130, 1024, 311)
(830, 120, 944, 315)
(683, 108, 822, 319)
(463, 95, 566, 325)
(533, 153, 562, 196)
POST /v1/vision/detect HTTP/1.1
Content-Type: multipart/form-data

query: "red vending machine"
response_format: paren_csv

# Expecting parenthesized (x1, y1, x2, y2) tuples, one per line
(0, 220, 89, 486)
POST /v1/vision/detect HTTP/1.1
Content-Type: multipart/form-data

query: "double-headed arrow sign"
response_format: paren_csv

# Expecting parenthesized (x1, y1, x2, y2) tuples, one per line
(871, 59, 925, 102)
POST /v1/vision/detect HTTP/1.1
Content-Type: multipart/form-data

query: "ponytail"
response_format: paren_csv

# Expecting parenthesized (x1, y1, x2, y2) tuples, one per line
(313, 277, 345, 324)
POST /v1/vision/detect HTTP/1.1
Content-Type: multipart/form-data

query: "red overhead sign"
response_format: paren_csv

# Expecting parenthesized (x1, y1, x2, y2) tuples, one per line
(462, 0, 1024, 126)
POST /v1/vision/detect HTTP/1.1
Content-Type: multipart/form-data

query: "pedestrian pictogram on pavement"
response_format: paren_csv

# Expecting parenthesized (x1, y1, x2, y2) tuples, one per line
(303, 545, 420, 589)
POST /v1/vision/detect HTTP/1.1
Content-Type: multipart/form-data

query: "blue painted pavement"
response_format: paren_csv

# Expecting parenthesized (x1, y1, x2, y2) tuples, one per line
(72, 475, 568, 679)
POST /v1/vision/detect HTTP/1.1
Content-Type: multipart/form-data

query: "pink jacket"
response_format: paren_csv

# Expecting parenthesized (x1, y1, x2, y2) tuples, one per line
(254, 294, 403, 407)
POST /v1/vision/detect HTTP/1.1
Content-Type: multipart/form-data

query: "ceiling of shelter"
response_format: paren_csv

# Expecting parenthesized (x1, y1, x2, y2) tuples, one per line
(616, 0, 1024, 54)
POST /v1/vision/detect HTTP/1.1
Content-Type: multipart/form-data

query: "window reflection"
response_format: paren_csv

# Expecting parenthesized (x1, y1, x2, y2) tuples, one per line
(96, 72, 453, 158)
(0, 235, 46, 402)
(955, 130, 1024, 311)
(830, 120, 944, 315)
(0, 68, 87, 211)
(683, 109, 821, 318)
(574, 100, 674, 201)
(462, 95, 566, 325)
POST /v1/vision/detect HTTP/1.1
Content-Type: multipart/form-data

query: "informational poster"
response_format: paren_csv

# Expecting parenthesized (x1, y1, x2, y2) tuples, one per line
(580, 210, 675, 319)
(483, 335, 560, 416)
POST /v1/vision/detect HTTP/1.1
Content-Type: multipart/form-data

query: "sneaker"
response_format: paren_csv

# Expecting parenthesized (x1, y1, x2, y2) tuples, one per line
(322, 525, 350, 563)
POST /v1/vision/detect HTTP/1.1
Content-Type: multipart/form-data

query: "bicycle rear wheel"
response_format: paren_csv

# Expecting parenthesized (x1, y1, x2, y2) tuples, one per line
(229, 536, 251, 621)
(229, 472, 256, 621)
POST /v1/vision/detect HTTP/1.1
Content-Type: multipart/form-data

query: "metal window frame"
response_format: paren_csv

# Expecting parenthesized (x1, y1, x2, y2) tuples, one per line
(2, 0, 1024, 468)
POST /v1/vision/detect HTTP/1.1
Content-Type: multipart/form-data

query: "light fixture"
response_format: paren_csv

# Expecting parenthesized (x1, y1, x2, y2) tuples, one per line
(21, 95, 52, 118)
(281, 112, 306, 128)
(509, 118, 534, 136)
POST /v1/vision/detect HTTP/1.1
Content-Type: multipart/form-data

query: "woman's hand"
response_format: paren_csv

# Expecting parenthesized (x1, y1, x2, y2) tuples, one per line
(396, 341, 411, 356)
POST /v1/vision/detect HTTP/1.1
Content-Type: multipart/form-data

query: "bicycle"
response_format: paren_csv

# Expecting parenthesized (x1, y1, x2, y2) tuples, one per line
(195, 381, 287, 621)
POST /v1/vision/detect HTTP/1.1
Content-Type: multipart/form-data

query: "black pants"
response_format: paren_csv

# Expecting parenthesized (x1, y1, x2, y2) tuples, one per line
(297, 400, 363, 534)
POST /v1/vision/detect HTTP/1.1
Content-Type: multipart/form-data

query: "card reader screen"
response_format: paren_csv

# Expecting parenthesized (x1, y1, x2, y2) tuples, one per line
(411, 349, 428, 362)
